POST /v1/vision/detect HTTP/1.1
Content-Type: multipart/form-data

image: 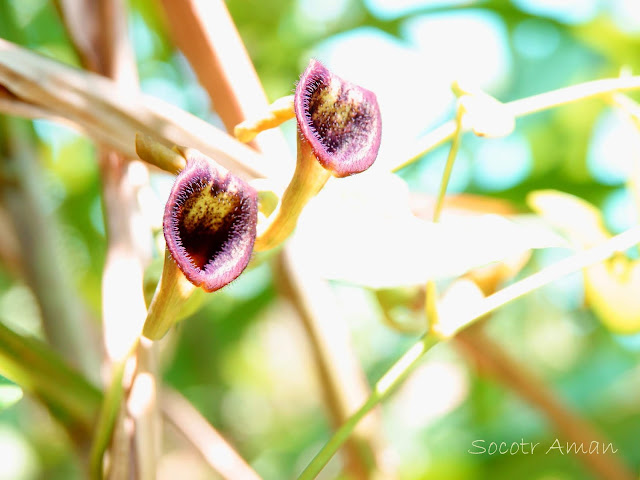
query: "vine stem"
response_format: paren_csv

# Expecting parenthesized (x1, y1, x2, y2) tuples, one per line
(89, 357, 128, 480)
(297, 335, 439, 480)
(57, 1, 158, 478)
(158, 0, 291, 181)
(281, 247, 388, 478)
(393, 74, 640, 172)
(426, 101, 465, 333)
(296, 223, 640, 480)
(432, 102, 465, 223)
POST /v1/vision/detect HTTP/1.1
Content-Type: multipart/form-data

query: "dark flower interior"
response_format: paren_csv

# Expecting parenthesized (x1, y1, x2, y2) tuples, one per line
(175, 181, 240, 268)
(164, 153, 257, 292)
(305, 77, 372, 154)
(295, 60, 382, 177)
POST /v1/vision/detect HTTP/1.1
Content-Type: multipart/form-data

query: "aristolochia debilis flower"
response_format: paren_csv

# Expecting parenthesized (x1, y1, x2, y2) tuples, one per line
(253, 60, 382, 251)
(295, 59, 382, 177)
(164, 148, 258, 292)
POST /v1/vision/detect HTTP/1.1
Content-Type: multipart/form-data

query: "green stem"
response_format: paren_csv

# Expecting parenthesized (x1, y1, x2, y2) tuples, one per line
(432, 102, 465, 223)
(425, 102, 465, 332)
(296, 223, 640, 479)
(393, 74, 640, 172)
(297, 334, 439, 480)
(281, 247, 383, 478)
(89, 358, 127, 480)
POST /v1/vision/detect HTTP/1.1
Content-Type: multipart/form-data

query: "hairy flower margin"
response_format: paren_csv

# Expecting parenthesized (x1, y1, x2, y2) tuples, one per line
(295, 59, 382, 177)
(163, 59, 383, 287)
(253, 60, 383, 251)
(163, 148, 258, 292)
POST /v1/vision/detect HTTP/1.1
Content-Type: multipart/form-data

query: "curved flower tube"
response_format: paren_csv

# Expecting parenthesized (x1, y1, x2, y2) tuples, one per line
(254, 59, 382, 251)
(143, 147, 258, 339)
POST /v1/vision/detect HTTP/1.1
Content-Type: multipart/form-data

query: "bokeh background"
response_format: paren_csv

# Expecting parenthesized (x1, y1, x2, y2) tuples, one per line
(1, 0, 640, 479)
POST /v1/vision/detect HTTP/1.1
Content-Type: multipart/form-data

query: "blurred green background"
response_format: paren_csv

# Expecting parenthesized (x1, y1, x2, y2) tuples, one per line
(1, 0, 640, 479)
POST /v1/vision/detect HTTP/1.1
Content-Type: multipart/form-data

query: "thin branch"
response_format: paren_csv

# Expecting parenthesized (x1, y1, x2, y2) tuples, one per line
(0, 88, 66, 122)
(459, 225, 640, 331)
(52, 0, 102, 74)
(0, 38, 268, 180)
(393, 75, 640, 172)
(455, 324, 635, 480)
(296, 223, 640, 479)
(426, 102, 465, 334)
(432, 102, 465, 223)
(89, 358, 128, 480)
(128, 338, 161, 480)
(161, 388, 263, 480)
(297, 335, 439, 480)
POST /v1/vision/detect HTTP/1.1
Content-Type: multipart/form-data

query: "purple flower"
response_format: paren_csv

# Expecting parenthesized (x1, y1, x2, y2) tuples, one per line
(294, 59, 382, 177)
(163, 149, 258, 292)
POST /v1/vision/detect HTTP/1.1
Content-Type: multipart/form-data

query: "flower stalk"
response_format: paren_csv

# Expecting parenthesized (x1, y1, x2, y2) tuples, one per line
(234, 94, 295, 143)
(143, 249, 197, 340)
(254, 133, 330, 251)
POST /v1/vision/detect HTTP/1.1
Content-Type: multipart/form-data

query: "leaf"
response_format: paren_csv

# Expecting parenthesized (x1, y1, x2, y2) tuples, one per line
(289, 173, 565, 288)
(528, 189, 640, 334)
(527, 189, 610, 247)
(0, 376, 22, 410)
(0, 38, 269, 180)
(585, 258, 640, 334)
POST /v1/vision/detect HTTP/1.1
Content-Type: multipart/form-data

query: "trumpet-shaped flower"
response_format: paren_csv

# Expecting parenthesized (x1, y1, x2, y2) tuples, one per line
(164, 149, 258, 292)
(295, 59, 382, 177)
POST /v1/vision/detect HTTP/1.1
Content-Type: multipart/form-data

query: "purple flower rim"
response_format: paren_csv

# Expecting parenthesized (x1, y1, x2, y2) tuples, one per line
(294, 59, 382, 177)
(163, 149, 258, 292)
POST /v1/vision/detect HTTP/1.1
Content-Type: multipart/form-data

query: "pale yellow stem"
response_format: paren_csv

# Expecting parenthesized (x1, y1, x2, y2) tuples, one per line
(234, 95, 295, 142)
(143, 249, 197, 340)
(254, 134, 330, 251)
